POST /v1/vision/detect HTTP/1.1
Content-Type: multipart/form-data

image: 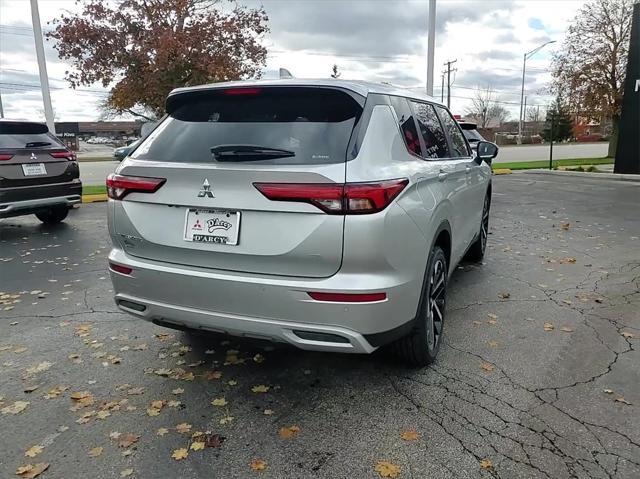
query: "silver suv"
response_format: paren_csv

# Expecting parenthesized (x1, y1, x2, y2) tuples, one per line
(107, 79, 497, 366)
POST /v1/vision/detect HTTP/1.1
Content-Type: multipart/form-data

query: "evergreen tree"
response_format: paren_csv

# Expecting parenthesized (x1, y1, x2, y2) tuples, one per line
(541, 99, 574, 142)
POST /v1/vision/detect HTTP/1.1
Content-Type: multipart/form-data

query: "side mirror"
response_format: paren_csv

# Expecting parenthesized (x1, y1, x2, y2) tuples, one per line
(475, 141, 498, 164)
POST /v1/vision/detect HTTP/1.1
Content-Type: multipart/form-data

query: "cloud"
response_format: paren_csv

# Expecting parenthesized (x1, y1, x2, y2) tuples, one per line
(476, 50, 519, 61)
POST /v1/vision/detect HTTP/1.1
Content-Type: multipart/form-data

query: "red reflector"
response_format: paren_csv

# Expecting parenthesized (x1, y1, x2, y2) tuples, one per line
(307, 292, 387, 302)
(106, 173, 166, 200)
(223, 88, 262, 95)
(109, 262, 133, 275)
(0, 154, 14, 161)
(50, 151, 76, 161)
(253, 179, 408, 214)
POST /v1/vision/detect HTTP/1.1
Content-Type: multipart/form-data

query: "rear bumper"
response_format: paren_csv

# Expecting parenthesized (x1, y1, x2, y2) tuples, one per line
(108, 247, 422, 354)
(0, 181, 82, 218)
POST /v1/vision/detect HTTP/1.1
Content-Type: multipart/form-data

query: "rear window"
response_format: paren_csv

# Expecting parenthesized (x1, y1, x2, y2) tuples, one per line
(0, 122, 61, 149)
(131, 87, 363, 165)
(460, 126, 484, 142)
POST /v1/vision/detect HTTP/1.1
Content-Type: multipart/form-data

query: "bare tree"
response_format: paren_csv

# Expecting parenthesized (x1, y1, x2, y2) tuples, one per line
(464, 87, 509, 128)
(330, 64, 341, 79)
(551, 0, 633, 157)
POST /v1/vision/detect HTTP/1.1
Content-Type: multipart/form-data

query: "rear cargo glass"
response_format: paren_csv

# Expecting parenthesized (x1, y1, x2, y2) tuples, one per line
(0, 122, 61, 149)
(131, 87, 363, 165)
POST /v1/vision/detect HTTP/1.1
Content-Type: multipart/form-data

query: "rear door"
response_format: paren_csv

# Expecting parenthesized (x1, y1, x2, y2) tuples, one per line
(113, 86, 364, 278)
(0, 122, 77, 191)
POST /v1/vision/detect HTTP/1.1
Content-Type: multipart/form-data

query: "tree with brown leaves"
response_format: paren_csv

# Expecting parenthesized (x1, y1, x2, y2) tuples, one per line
(551, 0, 634, 158)
(46, 0, 269, 120)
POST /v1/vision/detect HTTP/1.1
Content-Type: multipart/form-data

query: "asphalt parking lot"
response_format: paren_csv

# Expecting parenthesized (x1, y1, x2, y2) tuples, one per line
(1, 173, 639, 479)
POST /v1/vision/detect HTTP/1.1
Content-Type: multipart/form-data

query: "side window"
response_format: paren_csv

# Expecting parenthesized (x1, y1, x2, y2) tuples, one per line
(435, 106, 471, 157)
(410, 101, 450, 159)
(389, 96, 422, 157)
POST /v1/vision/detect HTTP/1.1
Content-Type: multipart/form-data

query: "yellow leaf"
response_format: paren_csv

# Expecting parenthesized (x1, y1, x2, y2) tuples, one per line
(70, 391, 92, 400)
(96, 410, 111, 420)
(250, 459, 267, 471)
(543, 322, 555, 331)
(219, 415, 234, 425)
(374, 461, 401, 478)
(167, 400, 181, 408)
(479, 458, 493, 469)
(150, 400, 164, 410)
(400, 429, 419, 441)
(190, 441, 205, 451)
(488, 340, 500, 348)
(211, 397, 227, 407)
(172, 448, 188, 461)
(251, 385, 270, 393)
(24, 445, 43, 458)
(560, 326, 574, 333)
(156, 427, 169, 437)
(172, 388, 184, 395)
(16, 463, 49, 478)
(279, 425, 300, 439)
(120, 469, 134, 477)
(480, 361, 494, 372)
(487, 313, 498, 320)
(146, 407, 160, 417)
(176, 423, 192, 434)
(1, 400, 29, 414)
(88, 446, 103, 458)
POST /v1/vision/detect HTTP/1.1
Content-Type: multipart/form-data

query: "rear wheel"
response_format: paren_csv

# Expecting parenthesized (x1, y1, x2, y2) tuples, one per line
(394, 245, 447, 367)
(466, 193, 490, 262)
(35, 205, 69, 224)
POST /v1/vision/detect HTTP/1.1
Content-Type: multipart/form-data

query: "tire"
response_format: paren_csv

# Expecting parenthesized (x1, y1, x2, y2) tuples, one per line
(35, 205, 69, 224)
(394, 245, 447, 367)
(465, 193, 490, 262)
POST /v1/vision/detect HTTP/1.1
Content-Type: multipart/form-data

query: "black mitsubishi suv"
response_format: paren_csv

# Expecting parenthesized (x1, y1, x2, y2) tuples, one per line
(0, 119, 82, 224)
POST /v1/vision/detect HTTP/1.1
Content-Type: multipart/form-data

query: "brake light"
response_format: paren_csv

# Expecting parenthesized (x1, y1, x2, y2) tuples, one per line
(50, 151, 76, 161)
(0, 154, 14, 161)
(307, 292, 387, 302)
(109, 262, 133, 275)
(223, 88, 262, 95)
(253, 179, 408, 214)
(106, 173, 166, 200)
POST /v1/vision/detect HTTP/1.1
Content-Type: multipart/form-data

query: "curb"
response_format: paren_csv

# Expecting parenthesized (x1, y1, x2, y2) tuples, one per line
(492, 168, 512, 175)
(521, 169, 640, 183)
(82, 194, 108, 203)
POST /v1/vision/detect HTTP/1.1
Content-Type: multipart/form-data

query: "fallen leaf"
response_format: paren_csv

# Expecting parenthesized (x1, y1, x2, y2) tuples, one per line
(1, 400, 29, 414)
(480, 361, 494, 372)
(250, 459, 267, 471)
(70, 391, 92, 401)
(279, 425, 300, 439)
(211, 397, 227, 407)
(487, 313, 498, 320)
(621, 332, 635, 339)
(172, 388, 184, 395)
(219, 415, 234, 425)
(228, 380, 237, 386)
(479, 458, 493, 470)
(543, 322, 555, 331)
(615, 396, 632, 405)
(251, 385, 270, 393)
(109, 431, 121, 439)
(16, 463, 49, 478)
(498, 292, 510, 299)
(120, 469, 134, 477)
(374, 460, 401, 478)
(24, 445, 43, 458)
(400, 429, 419, 441)
(488, 340, 500, 348)
(88, 446, 103, 458)
(558, 257, 577, 264)
(172, 448, 188, 461)
(176, 423, 192, 434)
(263, 409, 275, 416)
(560, 326, 574, 332)
(253, 354, 265, 363)
(560, 222, 570, 230)
(203, 433, 225, 448)
(156, 427, 169, 437)
(190, 441, 205, 451)
(25, 361, 52, 375)
(205, 371, 222, 380)
(23, 385, 39, 393)
(167, 400, 181, 408)
(127, 387, 145, 396)
(118, 433, 140, 448)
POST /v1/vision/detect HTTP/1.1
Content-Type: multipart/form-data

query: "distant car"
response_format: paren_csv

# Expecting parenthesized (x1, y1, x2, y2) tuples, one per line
(113, 139, 140, 161)
(0, 119, 81, 223)
(457, 121, 486, 149)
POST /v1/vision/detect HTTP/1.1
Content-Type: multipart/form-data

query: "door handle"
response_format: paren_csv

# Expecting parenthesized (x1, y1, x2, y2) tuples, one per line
(465, 166, 471, 174)
(438, 170, 448, 182)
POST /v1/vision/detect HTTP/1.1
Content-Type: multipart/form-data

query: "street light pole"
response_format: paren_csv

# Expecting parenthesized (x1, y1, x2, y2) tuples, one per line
(518, 40, 556, 143)
(426, 0, 436, 96)
(30, 0, 56, 134)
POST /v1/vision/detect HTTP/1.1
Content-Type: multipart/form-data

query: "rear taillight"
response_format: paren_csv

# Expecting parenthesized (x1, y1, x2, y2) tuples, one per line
(307, 292, 387, 302)
(223, 87, 262, 95)
(253, 179, 408, 214)
(50, 151, 76, 161)
(0, 154, 14, 161)
(106, 173, 166, 200)
(109, 262, 133, 275)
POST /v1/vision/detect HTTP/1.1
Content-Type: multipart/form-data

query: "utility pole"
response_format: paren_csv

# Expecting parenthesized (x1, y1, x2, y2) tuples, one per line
(523, 96, 527, 137)
(426, 0, 436, 96)
(30, 0, 55, 134)
(0, 90, 4, 118)
(440, 71, 445, 102)
(444, 59, 457, 109)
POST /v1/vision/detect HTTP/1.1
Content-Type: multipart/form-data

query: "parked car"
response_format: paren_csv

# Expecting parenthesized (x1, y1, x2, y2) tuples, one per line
(0, 119, 82, 223)
(457, 120, 485, 150)
(113, 139, 140, 161)
(107, 79, 497, 366)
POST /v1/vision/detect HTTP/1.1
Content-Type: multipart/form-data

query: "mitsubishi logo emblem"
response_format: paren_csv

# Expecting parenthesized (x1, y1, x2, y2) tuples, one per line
(30, 153, 37, 160)
(198, 178, 214, 198)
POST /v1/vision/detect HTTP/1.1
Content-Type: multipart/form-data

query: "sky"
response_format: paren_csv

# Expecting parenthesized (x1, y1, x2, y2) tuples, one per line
(0, 0, 588, 123)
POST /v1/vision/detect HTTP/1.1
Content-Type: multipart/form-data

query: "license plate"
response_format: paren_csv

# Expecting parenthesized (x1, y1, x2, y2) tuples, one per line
(22, 163, 47, 176)
(184, 209, 240, 245)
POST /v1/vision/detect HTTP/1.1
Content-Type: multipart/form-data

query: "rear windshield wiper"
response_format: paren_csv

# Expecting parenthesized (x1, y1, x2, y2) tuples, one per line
(25, 141, 52, 148)
(211, 145, 295, 162)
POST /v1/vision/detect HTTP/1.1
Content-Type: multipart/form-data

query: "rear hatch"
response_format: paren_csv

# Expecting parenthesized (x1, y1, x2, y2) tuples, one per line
(0, 121, 77, 189)
(112, 86, 364, 278)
